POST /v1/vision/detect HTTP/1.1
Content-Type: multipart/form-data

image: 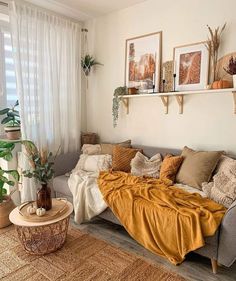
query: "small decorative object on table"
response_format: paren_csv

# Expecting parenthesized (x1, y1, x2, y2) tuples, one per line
(22, 141, 55, 211)
(0, 100, 21, 140)
(224, 56, 236, 88)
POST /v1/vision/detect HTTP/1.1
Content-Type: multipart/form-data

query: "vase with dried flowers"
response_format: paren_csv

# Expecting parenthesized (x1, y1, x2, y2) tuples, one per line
(22, 141, 55, 211)
(224, 56, 236, 88)
(205, 23, 226, 83)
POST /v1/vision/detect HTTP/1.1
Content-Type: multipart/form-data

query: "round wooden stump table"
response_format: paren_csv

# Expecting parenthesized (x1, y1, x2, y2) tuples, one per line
(9, 201, 73, 255)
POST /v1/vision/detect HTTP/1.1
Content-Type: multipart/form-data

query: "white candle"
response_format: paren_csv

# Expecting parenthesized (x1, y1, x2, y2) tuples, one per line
(153, 73, 155, 85)
(173, 60, 176, 74)
(163, 66, 165, 80)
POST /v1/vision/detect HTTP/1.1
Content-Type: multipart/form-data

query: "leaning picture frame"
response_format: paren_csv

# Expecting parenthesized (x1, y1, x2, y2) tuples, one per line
(173, 42, 209, 91)
(125, 31, 162, 93)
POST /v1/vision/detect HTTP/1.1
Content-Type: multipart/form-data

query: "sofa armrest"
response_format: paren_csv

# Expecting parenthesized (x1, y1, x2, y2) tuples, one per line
(54, 152, 80, 176)
(218, 200, 236, 267)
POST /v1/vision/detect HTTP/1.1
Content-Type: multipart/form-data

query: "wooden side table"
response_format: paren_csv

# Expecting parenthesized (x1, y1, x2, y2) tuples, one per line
(9, 202, 73, 255)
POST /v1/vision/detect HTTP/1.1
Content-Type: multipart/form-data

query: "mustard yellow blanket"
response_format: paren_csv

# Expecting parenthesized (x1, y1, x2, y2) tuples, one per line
(98, 171, 226, 265)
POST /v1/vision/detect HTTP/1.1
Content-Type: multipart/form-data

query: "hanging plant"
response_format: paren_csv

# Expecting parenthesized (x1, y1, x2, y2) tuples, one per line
(81, 54, 102, 76)
(112, 86, 127, 128)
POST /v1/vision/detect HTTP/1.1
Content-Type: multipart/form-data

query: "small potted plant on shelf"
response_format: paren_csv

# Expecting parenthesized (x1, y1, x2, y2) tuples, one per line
(0, 100, 21, 140)
(22, 141, 55, 211)
(81, 54, 103, 76)
(0, 141, 19, 228)
(224, 56, 236, 88)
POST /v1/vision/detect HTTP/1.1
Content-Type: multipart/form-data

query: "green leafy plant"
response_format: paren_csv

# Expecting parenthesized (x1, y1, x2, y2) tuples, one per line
(0, 100, 20, 127)
(22, 141, 55, 185)
(81, 54, 102, 76)
(112, 86, 127, 128)
(0, 141, 19, 203)
(224, 56, 236, 75)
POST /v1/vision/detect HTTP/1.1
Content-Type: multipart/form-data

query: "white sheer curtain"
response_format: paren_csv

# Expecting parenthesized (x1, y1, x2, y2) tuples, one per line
(9, 1, 82, 202)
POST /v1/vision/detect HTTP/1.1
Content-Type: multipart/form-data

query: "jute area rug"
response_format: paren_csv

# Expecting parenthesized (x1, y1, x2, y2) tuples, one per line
(0, 224, 186, 281)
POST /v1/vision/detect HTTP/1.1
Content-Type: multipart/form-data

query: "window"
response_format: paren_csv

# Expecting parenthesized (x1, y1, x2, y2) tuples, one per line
(0, 11, 18, 135)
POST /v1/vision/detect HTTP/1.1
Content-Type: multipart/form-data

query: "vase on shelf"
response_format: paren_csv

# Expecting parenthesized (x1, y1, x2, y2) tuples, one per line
(36, 184, 52, 211)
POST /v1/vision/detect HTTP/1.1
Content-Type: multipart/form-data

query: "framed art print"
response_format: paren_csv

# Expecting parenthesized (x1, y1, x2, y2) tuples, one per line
(125, 31, 162, 93)
(173, 42, 209, 91)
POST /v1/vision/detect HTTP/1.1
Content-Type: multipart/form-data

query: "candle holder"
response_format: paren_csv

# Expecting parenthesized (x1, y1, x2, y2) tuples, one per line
(172, 73, 177, 92)
(152, 83, 155, 93)
(162, 79, 166, 93)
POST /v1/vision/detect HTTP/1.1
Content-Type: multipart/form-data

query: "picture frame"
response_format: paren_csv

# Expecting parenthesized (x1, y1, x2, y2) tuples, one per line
(125, 31, 162, 93)
(173, 42, 209, 91)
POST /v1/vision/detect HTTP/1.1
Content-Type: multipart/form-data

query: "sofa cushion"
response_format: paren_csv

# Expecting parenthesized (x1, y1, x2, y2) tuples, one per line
(112, 146, 141, 172)
(81, 140, 132, 156)
(53, 175, 72, 198)
(160, 154, 183, 182)
(176, 146, 223, 189)
(73, 154, 112, 173)
(130, 151, 162, 178)
(202, 155, 236, 208)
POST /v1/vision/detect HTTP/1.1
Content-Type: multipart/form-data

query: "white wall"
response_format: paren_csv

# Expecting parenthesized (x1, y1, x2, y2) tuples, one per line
(85, 0, 236, 155)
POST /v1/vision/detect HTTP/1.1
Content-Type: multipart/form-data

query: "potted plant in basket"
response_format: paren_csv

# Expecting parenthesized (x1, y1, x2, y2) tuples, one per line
(0, 141, 19, 228)
(0, 100, 21, 140)
(22, 141, 55, 211)
(224, 56, 236, 88)
(81, 54, 102, 76)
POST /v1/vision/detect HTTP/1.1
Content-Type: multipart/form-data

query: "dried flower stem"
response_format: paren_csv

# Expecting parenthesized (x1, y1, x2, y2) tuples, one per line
(205, 23, 226, 82)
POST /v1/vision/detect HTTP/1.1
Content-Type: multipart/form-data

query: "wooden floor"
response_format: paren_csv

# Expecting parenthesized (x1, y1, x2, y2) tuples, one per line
(72, 218, 236, 281)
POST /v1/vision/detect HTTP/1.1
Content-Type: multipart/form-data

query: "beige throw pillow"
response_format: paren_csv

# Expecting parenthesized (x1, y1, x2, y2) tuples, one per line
(131, 152, 162, 178)
(81, 140, 131, 155)
(202, 156, 236, 208)
(176, 146, 223, 189)
(73, 154, 112, 173)
(101, 140, 131, 155)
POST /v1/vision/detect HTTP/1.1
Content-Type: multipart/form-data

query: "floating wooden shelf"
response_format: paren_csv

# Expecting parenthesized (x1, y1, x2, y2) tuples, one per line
(120, 88, 236, 115)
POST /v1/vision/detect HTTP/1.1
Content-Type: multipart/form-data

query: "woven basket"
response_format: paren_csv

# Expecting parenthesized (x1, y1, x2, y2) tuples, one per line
(81, 132, 98, 146)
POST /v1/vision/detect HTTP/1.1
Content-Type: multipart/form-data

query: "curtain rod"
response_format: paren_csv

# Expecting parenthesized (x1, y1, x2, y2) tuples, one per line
(0, 1, 8, 7)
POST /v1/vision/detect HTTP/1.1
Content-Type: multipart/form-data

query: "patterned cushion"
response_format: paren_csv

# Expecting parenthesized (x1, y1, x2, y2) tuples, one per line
(112, 146, 141, 172)
(160, 154, 184, 182)
(131, 151, 162, 178)
(202, 156, 236, 208)
(73, 154, 112, 172)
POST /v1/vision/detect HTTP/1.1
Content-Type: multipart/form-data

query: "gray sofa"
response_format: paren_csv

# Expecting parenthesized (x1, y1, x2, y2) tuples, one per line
(53, 145, 236, 273)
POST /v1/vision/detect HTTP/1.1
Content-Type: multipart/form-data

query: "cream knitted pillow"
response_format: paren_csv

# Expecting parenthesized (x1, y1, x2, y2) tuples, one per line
(131, 152, 162, 178)
(202, 156, 236, 208)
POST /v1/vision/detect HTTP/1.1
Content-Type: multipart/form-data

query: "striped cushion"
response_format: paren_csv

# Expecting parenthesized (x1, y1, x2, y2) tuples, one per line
(112, 146, 141, 172)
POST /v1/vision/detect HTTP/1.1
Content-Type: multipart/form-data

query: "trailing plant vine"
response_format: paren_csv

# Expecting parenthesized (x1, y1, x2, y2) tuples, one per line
(112, 86, 127, 128)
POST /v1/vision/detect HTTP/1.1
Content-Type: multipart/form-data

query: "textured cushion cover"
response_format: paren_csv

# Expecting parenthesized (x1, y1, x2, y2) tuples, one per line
(131, 151, 162, 178)
(202, 156, 236, 207)
(112, 146, 141, 172)
(176, 146, 223, 189)
(160, 154, 184, 182)
(81, 140, 131, 155)
(73, 154, 112, 172)
(101, 140, 131, 155)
